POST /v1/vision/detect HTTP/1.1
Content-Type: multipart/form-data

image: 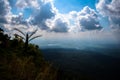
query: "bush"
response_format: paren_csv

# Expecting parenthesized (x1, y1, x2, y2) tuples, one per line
(0, 28, 57, 80)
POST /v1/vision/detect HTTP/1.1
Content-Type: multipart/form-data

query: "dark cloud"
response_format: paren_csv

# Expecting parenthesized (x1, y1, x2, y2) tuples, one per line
(0, 0, 104, 33)
(50, 18, 68, 32)
(15, 0, 56, 30)
(0, 0, 56, 32)
(0, 0, 12, 33)
(32, 3, 55, 30)
(78, 6, 102, 31)
(0, 0, 10, 24)
(0, 0, 8, 16)
(79, 17, 102, 30)
(0, 17, 7, 24)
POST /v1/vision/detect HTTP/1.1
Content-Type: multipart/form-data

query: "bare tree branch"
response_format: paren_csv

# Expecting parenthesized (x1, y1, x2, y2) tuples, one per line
(14, 27, 42, 52)
(29, 35, 42, 42)
(13, 28, 26, 36)
(28, 29, 38, 38)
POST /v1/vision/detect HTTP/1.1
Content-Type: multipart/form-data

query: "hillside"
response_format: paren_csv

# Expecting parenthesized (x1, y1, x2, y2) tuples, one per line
(0, 28, 57, 80)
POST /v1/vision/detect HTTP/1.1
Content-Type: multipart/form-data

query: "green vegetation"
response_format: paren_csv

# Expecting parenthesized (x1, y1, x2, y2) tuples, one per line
(13, 28, 42, 52)
(0, 28, 90, 80)
(0, 28, 57, 80)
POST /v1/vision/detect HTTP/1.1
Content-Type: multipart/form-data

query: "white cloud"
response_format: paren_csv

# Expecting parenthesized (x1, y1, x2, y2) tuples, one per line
(78, 6, 102, 31)
(31, 1, 56, 30)
(0, 0, 57, 33)
(45, 6, 102, 32)
(68, 6, 102, 32)
(42, 0, 54, 3)
(16, 0, 102, 33)
(0, 0, 14, 34)
(16, 0, 40, 10)
(96, 0, 120, 17)
(46, 14, 69, 32)
(11, 13, 24, 24)
(96, 0, 120, 32)
(0, 0, 103, 34)
(0, 0, 11, 24)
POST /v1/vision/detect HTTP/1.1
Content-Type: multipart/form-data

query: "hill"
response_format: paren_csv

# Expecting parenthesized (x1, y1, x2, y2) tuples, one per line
(0, 28, 57, 80)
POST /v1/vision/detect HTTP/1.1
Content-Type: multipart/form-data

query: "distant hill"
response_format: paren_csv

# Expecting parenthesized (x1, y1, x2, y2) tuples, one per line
(41, 48, 120, 80)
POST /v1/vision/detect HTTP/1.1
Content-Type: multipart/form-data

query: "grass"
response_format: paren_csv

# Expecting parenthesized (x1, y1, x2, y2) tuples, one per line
(0, 31, 58, 80)
(0, 45, 58, 80)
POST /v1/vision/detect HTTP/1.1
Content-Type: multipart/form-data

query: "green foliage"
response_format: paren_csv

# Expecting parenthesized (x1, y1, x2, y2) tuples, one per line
(0, 28, 57, 80)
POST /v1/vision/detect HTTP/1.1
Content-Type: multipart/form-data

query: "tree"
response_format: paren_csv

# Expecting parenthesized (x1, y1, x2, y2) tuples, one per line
(0, 28, 3, 33)
(0, 28, 10, 48)
(14, 28, 42, 52)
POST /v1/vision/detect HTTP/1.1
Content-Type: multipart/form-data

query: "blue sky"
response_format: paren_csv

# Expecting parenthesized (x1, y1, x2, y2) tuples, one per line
(0, 0, 119, 32)
(0, 0, 120, 48)
(54, 0, 97, 13)
(9, 0, 110, 30)
(10, 0, 97, 18)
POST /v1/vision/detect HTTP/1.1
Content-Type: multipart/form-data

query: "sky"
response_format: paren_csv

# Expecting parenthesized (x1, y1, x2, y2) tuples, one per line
(54, 0, 97, 13)
(0, 0, 120, 48)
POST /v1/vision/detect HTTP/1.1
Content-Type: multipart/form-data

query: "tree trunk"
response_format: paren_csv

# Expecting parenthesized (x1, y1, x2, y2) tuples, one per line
(24, 34, 29, 52)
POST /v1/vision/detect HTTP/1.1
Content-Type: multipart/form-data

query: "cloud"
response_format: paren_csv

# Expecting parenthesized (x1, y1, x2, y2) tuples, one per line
(69, 6, 102, 32)
(0, 0, 13, 33)
(15, 0, 102, 32)
(15, 0, 60, 31)
(96, 0, 120, 17)
(45, 6, 102, 32)
(78, 6, 102, 31)
(16, 0, 40, 10)
(0, 0, 31, 32)
(32, 2, 55, 30)
(96, 0, 120, 31)
(0, 0, 57, 33)
(0, 0, 103, 33)
(11, 13, 24, 24)
(15, 0, 54, 10)
(0, 0, 11, 24)
(46, 16, 69, 32)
